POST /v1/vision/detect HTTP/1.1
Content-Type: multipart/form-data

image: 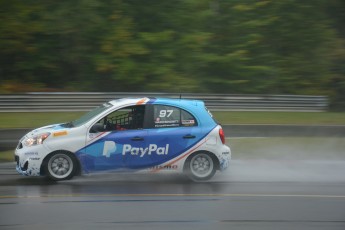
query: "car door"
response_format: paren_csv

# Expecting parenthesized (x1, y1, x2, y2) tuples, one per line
(78, 105, 148, 172)
(144, 104, 205, 168)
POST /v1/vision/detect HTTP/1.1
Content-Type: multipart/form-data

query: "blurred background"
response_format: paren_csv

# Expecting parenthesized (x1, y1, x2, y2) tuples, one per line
(1, 3, 345, 228)
(0, 0, 344, 110)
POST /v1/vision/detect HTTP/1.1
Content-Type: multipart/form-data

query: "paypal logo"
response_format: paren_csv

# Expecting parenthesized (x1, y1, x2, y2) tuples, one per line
(122, 144, 169, 157)
(102, 141, 116, 158)
(102, 141, 169, 158)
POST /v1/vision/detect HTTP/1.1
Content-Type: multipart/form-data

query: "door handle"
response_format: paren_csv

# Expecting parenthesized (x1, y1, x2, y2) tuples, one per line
(183, 134, 196, 139)
(131, 137, 144, 141)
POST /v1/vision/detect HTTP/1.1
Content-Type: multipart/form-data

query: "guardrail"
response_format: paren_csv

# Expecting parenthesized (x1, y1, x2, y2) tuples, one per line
(0, 92, 328, 112)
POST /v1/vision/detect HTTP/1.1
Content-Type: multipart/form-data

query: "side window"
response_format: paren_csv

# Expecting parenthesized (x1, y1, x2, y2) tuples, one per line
(90, 105, 145, 132)
(108, 105, 145, 130)
(153, 105, 197, 128)
(154, 105, 180, 128)
(181, 109, 197, 127)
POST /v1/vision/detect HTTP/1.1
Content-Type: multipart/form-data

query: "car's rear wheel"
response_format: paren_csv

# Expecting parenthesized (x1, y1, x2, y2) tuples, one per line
(45, 152, 76, 181)
(184, 152, 216, 181)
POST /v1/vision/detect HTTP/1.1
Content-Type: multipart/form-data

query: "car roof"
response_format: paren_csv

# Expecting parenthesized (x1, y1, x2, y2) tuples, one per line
(108, 97, 204, 109)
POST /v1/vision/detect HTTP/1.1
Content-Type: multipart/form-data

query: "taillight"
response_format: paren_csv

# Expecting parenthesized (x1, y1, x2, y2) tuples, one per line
(219, 127, 225, 144)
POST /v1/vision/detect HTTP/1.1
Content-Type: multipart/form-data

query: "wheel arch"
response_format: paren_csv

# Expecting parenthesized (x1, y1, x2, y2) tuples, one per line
(183, 150, 220, 173)
(40, 150, 82, 176)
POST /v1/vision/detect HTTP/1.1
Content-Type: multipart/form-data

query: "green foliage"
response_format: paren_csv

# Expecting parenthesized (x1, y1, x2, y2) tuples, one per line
(0, 0, 344, 109)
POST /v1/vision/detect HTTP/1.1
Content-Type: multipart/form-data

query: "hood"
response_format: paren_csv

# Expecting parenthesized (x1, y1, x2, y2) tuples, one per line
(26, 123, 69, 138)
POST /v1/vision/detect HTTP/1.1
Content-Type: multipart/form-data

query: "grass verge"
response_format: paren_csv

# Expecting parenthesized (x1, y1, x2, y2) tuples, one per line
(213, 111, 345, 125)
(0, 111, 344, 129)
(0, 150, 13, 162)
(0, 112, 84, 129)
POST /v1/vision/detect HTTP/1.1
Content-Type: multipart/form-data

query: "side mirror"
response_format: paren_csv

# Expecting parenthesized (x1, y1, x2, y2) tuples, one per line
(90, 123, 104, 133)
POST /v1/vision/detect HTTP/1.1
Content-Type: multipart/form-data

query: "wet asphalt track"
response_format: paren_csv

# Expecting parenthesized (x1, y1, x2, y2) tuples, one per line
(0, 160, 344, 230)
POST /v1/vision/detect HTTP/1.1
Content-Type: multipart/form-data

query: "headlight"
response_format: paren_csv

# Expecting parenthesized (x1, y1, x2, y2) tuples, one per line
(24, 132, 50, 147)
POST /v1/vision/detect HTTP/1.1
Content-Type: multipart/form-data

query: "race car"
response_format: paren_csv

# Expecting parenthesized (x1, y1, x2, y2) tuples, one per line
(14, 97, 231, 181)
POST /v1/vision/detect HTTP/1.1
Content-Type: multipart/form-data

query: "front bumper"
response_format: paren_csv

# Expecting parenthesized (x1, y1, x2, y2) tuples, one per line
(15, 153, 42, 176)
(16, 163, 30, 176)
(15, 142, 48, 177)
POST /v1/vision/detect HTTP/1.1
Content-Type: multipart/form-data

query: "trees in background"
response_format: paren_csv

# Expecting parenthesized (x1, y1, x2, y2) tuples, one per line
(0, 0, 344, 109)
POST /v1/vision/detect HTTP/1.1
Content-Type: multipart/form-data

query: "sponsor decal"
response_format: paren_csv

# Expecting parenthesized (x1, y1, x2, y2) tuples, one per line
(155, 120, 179, 124)
(150, 165, 178, 170)
(122, 144, 169, 157)
(89, 133, 96, 139)
(136, 98, 148, 105)
(53, 130, 68, 137)
(101, 141, 169, 158)
(103, 141, 116, 158)
(222, 151, 230, 155)
(29, 158, 40, 161)
(88, 132, 108, 143)
(154, 119, 179, 128)
(182, 120, 195, 125)
(154, 109, 179, 128)
(155, 124, 179, 128)
(25, 152, 38, 156)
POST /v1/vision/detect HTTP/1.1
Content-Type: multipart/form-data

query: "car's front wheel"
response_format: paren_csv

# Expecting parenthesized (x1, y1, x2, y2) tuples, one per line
(184, 152, 217, 182)
(44, 152, 76, 181)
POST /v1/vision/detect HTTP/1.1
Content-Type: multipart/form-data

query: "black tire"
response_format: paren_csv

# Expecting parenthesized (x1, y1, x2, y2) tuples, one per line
(184, 152, 217, 182)
(44, 152, 76, 181)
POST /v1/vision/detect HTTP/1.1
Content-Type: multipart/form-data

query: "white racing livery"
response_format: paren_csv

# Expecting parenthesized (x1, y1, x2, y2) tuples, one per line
(15, 97, 231, 181)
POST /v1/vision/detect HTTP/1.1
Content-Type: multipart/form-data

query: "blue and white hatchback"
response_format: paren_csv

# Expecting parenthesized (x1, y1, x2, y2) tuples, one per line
(15, 98, 231, 181)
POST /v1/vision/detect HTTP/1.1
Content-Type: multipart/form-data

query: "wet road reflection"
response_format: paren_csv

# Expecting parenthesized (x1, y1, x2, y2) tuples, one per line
(1, 160, 345, 230)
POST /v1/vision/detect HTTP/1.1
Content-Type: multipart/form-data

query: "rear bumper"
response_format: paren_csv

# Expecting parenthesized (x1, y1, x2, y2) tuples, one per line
(218, 145, 231, 171)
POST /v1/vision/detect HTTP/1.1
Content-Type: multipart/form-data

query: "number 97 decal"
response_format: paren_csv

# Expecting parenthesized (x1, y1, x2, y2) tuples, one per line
(159, 110, 173, 118)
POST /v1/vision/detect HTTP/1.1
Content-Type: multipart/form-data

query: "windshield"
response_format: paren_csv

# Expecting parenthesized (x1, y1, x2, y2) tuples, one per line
(71, 102, 112, 127)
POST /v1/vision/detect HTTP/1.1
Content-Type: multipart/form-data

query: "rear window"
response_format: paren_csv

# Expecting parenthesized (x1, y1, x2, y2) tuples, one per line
(153, 105, 197, 128)
(205, 106, 213, 118)
(205, 106, 219, 124)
